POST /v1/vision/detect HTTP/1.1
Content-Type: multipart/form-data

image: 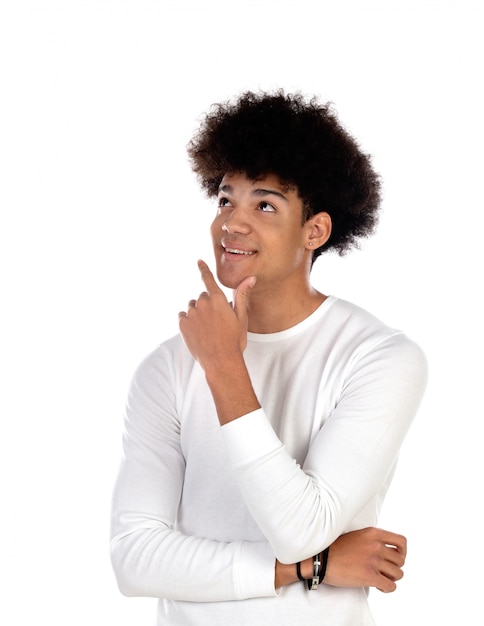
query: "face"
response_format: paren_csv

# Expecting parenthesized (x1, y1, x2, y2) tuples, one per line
(210, 172, 313, 293)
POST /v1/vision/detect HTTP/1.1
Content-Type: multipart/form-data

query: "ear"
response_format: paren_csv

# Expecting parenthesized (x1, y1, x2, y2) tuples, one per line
(305, 212, 332, 250)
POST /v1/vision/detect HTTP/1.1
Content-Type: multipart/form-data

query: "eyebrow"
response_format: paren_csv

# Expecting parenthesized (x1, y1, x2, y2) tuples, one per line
(218, 184, 289, 201)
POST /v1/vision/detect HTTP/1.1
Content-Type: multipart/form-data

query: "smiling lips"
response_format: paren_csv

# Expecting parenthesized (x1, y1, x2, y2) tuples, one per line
(221, 242, 256, 257)
(224, 247, 254, 256)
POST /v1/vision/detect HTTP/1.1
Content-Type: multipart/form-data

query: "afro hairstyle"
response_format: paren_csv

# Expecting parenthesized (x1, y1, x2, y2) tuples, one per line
(187, 90, 382, 261)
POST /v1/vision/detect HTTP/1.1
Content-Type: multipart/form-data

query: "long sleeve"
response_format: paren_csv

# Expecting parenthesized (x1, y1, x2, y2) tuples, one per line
(221, 331, 428, 564)
(110, 345, 278, 602)
(110, 297, 427, 620)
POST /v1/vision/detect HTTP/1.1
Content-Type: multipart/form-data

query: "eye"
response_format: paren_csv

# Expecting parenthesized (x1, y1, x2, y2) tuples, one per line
(258, 201, 276, 213)
(218, 196, 232, 208)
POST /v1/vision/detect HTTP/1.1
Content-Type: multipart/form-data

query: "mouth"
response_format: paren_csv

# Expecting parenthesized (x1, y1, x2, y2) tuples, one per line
(223, 246, 255, 256)
(221, 242, 256, 258)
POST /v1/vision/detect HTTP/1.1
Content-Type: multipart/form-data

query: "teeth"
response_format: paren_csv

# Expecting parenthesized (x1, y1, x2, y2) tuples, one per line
(225, 247, 254, 255)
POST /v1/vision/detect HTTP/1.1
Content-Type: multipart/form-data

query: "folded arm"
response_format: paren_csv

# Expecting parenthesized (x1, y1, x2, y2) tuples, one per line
(110, 347, 408, 601)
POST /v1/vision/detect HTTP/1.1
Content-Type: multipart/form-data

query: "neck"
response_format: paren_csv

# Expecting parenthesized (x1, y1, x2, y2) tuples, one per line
(244, 284, 327, 334)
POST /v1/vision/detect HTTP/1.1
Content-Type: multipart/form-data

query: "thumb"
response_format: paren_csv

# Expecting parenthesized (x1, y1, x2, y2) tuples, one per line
(234, 275, 256, 319)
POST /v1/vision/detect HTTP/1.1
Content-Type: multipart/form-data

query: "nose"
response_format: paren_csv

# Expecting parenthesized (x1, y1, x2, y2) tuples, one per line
(221, 207, 251, 234)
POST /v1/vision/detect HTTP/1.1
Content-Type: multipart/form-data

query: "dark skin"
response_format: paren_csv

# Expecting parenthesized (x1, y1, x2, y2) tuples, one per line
(276, 527, 406, 592)
(179, 173, 407, 593)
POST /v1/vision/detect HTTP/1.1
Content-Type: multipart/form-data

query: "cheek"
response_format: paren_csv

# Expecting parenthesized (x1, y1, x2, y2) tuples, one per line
(280, 234, 308, 267)
(210, 216, 221, 240)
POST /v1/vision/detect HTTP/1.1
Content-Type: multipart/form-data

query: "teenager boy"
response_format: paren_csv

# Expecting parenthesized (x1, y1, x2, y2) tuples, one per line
(111, 90, 427, 625)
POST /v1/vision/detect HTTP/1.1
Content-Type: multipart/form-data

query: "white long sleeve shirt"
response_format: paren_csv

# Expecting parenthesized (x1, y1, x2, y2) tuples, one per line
(110, 296, 427, 625)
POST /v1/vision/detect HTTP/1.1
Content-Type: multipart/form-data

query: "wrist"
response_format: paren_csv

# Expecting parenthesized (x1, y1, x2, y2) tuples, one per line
(204, 352, 246, 385)
(300, 556, 313, 579)
(297, 549, 330, 591)
(205, 357, 260, 424)
(275, 560, 298, 589)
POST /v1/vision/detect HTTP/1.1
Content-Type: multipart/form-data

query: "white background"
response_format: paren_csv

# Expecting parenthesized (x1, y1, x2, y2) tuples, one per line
(1, 1, 482, 624)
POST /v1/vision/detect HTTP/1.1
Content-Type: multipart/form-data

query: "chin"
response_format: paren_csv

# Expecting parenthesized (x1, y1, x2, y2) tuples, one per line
(216, 265, 248, 290)
(217, 275, 240, 290)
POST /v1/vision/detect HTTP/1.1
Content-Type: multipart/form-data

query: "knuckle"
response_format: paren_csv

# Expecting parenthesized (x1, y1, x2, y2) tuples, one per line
(370, 540, 384, 557)
(365, 564, 379, 582)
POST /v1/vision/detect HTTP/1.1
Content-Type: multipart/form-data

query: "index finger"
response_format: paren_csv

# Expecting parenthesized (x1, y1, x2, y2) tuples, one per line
(197, 260, 223, 295)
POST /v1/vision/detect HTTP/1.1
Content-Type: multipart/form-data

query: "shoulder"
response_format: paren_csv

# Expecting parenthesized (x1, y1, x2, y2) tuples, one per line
(319, 299, 428, 414)
(125, 334, 197, 429)
(324, 297, 427, 374)
(325, 297, 396, 334)
(130, 333, 195, 391)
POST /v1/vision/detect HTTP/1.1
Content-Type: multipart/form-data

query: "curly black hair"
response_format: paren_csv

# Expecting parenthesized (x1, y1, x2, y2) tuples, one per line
(187, 90, 381, 261)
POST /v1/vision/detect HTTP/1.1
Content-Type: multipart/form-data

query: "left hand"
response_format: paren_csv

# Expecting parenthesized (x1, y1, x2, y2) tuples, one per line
(323, 527, 407, 593)
(178, 260, 256, 369)
(275, 527, 407, 592)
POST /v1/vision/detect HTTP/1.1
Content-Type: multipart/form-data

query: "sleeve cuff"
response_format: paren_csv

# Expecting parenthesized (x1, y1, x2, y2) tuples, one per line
(234, 540, 279, 599)
(221, 409, 283, 469)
